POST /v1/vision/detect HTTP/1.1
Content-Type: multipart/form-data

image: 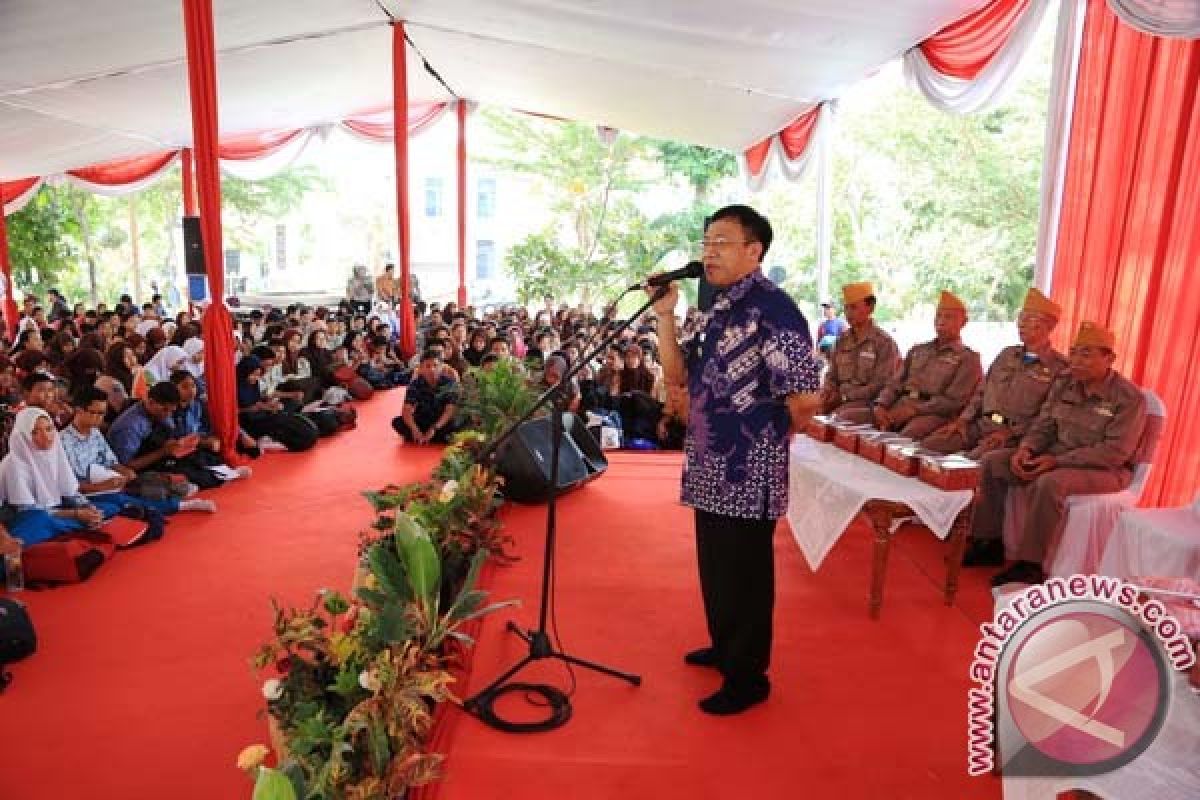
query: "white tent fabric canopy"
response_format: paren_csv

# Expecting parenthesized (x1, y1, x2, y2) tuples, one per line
(0, 0, 989, 181)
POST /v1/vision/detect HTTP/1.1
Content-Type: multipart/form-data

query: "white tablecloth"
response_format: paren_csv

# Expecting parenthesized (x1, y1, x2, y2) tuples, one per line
(786, 437, 974, 571)
(1099, 507, 1200, 582)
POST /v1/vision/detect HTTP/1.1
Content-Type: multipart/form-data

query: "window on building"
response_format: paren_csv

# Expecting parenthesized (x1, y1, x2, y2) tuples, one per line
(477, 177, 497, 219)
(425, 177, 444, 217)
(476, 239, 495, 280)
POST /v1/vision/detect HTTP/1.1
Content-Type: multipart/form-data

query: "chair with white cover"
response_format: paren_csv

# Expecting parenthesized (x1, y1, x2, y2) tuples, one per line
(1001, 389, 1166, 576)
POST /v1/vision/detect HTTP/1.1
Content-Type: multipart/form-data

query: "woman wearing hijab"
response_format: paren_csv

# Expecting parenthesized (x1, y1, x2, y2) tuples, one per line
(143, 345, 190, 385)
(463, 327, 489, 368)
(0, 407, 104, 546)
(181, 337, 206, 397)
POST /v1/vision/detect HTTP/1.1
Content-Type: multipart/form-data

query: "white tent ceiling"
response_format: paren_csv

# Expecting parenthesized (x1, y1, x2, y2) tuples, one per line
(0, 0, 987, 182)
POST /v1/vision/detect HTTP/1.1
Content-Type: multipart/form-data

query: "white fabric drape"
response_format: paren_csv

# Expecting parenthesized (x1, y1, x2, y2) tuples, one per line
(741, 103, 834, 192)
(1033, 0, 1087, 292)
(2, 179, 45, 216)
(1107, 0, 1200, 38)
(903, 0, 1055, 114)
(219, 128, 317, 181)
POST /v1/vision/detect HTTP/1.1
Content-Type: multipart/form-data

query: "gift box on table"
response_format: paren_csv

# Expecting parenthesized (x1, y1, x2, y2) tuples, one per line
(805, 415, 837, 442)
(917, 454, 981, 491)
(859, 433, 910, 464)
(832, 424, 872, 454)
(883, 442, 924, 477)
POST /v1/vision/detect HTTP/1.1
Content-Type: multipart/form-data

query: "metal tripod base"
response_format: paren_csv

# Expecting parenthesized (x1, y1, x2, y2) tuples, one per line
(463, 621, 641, 715)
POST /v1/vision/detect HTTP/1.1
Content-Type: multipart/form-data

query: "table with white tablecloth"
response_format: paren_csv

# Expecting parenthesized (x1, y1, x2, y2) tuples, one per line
(1100, 505, 1200, 583)
(786, 436, 976, 617)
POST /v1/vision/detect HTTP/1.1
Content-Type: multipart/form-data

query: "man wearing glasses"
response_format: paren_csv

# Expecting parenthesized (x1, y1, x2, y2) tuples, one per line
(967, 321, 1147, 586)
(650, 205, 822, 715)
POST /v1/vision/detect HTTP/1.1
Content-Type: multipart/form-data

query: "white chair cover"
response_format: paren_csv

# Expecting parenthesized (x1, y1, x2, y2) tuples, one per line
(1002, 389, 1165, 575)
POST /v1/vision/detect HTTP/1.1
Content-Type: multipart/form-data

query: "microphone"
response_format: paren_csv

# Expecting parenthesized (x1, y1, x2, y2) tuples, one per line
(630, 261, 704, 290)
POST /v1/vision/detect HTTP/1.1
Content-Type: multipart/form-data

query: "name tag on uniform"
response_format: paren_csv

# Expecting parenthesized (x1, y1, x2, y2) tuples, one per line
(988, 412, 1007, 425)
(1094, 405, 1115, 417)
(860, 351, 876, 361)
(938, 355, 960, 364)
(1033, 368, 1053, 382)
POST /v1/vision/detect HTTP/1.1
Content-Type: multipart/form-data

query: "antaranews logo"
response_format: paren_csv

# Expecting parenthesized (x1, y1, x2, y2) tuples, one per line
(966, 574, 1195, 777)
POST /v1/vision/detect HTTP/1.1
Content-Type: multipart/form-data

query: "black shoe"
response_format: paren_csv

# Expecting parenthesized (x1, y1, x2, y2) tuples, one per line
(699, 680, 770, 715)
(990, 561, 1045, 587)
(962, 537, 1005, 567)
(684, 647, 719, 668)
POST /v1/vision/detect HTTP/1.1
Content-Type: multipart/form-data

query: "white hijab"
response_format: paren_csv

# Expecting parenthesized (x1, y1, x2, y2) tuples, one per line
(0, 407, 79, 508)
(144, 345, 189, 382)
(181, 337, 205, 378)
(135, 319, 160, 337)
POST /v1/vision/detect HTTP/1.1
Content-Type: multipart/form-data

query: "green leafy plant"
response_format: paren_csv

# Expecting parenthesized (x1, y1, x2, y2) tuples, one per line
(454, 359, 540, 440)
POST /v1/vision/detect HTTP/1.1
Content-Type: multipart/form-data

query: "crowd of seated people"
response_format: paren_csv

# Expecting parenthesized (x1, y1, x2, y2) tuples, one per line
(0, 288, 696, 570)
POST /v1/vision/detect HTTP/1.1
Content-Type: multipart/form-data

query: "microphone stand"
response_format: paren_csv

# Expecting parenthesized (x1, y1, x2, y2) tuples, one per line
(463, 284, 671, 728)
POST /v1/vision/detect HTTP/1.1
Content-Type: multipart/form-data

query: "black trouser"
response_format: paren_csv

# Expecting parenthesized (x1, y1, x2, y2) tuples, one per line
(391, 414, 456, 444)
(694, 509, 777, 690)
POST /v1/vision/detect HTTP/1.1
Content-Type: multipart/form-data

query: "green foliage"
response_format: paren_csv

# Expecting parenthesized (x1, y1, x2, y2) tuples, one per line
(455, 358, 540, 440)
(649, 139, 737, 203)
(4, 165, 327, 304)
(484, 109, 724, 304)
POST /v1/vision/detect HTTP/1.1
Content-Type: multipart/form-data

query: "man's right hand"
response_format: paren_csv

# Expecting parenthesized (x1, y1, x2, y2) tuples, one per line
(647, 281, 679, 316)
(78, 507, 104, 529)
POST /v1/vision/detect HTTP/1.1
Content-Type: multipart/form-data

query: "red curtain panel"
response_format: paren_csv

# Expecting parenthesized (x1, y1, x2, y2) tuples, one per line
(393, 23, 417, 359)
(182, 0, 240, 462)
(1050, 1, 1200, 506)
(66, 151, 178, 186)
(919, 0, 1032, 80)
(0, 206, 17, 338)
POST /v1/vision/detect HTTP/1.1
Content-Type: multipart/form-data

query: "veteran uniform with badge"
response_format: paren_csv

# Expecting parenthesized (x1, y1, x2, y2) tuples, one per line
(964, 321, 1148, 585)
(873, 291, 982, 441)
(924, 288, 1068, 458)
(819, 281, 900, 424)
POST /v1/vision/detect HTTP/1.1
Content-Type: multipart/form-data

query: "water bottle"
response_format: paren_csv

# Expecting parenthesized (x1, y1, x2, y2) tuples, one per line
(4, 552, 24, 592)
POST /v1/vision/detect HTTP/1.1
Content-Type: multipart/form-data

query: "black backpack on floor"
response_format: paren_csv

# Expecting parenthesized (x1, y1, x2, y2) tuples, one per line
(269, 413, 320, 452)
(0, 598, 37, 692)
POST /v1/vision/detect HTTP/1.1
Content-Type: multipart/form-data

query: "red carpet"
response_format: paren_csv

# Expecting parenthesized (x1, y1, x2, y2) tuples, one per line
(0, 392, 442, 800)
(0, 400, 1002, 799)
(427, 452, 1003, 800)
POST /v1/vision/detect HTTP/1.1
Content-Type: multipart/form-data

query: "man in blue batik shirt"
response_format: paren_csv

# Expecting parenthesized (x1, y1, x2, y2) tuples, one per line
(650, 205, 822, 715)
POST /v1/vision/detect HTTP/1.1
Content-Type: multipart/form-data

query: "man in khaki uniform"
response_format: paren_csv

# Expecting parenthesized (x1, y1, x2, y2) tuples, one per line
(925, 288, 1068, 459)
(965, 321, 1148, 585)
(375, 263, 398, 308)
(819, 281, 900, 424)
(873, 291, 982, 440)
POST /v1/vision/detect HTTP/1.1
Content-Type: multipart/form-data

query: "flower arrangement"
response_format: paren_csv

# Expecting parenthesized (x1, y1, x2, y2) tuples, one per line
(244, 429, 517, 800)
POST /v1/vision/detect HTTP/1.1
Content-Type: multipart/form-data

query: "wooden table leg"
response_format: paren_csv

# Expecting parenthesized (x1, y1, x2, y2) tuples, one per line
(870, 521, 892, 620)
(944, 498, 975, 607)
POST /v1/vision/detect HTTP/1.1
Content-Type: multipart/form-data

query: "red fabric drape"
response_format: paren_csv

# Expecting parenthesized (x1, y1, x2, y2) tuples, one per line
(1, 177, 40, 214)
(0, 207, 17, 339)
(1049, 2, 1200, 507)
(217, 128, 306, 161)
(743, 105, 821, 178)
(456, 101, 468, 308)
(66, 151, 177, 187)
(182, 0, 239, 462)
(181, 148, 197, 216)
(342, 103, 449, 143)
(393, 23, 416, 359)
(919, 0, 1031, 80)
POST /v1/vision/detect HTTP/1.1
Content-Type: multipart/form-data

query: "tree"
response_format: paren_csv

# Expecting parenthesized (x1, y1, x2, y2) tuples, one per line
(650, 140, 737, 205)
(5, 164, 328, 305)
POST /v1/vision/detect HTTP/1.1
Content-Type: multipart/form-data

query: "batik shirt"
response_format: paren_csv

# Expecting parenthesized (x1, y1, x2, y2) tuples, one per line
(682, 269, 822, 520)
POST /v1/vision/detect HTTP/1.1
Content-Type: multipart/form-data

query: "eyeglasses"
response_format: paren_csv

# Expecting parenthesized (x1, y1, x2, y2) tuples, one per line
(699, 237, 755, 251)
